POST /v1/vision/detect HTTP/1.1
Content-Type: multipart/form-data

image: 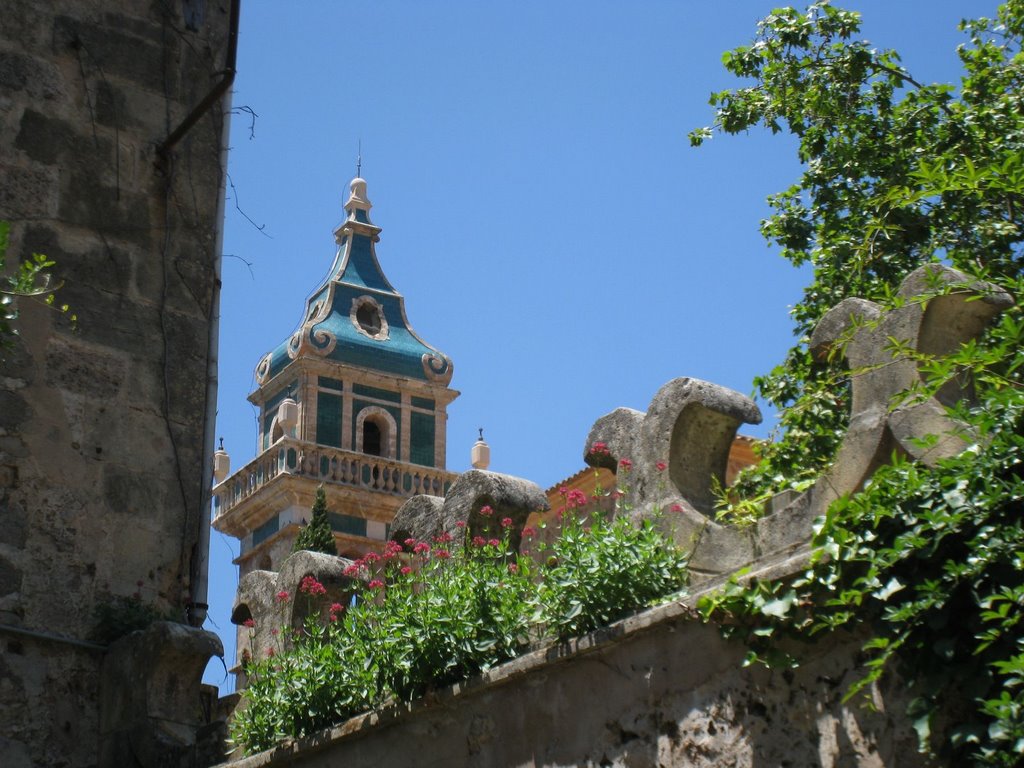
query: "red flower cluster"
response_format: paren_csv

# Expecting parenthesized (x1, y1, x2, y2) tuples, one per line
(479, 505, 493, 517)
(434, 531, 453, 544)
(656, 461, 667, 472)
(522, 526, 536, 538)
(619, 458, 633, 471)
(670, 503, 684, 513)
(455, 520, 467, 529)
(488, 538, 500, 547)
(383, 541, 403, 558)
(413, 541, 431, 555)
(300, 576, 327, 596)
(500, 516, 513, 528)
(328, 602, 344, 622)
(434, 549, 451, 560)
(243, 618, 255, 628)
(591, 441, 610, 455)
(472, 536, 487, 548)
(564, 488, 587, 509)
(368, 579, 385, 590)
(507, 563, 518, 574)
(275, 590, 290, 603)
(400, 566, 413, 575)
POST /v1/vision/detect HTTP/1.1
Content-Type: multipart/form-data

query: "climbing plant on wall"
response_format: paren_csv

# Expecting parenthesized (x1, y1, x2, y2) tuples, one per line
(0, 221, 74, 358)
(691, 3, 1023, 764)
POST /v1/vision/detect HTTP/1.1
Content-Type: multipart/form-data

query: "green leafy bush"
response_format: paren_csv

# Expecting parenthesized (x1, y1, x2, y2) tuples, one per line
(231, 498, 688, 754)
(540, 508, 688, 639)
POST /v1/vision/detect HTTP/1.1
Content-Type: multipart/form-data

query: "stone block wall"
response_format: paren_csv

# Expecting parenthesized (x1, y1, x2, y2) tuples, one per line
(221, 593, 929, 768)
(0, 2, 232, 765)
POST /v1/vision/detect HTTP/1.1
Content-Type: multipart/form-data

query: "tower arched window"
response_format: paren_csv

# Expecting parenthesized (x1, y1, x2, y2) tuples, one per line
(363, 420, 382, 456)
(354, 406, 398, 459)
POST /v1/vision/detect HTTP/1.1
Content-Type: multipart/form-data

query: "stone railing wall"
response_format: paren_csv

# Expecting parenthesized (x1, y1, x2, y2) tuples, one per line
(214, 438, 458, 519)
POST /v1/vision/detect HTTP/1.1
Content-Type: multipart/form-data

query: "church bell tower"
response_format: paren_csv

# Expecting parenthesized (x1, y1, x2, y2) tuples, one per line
(212, 177, 459, 578)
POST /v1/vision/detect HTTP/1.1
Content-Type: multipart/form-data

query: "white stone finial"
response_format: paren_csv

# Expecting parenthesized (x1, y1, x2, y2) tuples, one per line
(345, 176, 372, 220)
(213, 437, 230, 484)
(471, 428, 490, 470)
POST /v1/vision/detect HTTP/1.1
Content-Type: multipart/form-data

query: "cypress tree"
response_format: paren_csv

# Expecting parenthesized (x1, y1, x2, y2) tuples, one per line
(292, 485, 337, 555)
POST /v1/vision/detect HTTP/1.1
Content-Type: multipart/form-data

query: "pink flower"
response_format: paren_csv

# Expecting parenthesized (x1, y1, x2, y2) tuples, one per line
(479, 505, 493, 517)
(266, 647, 275, 658)
(434, 531, 453, 543)
(368, 579, 385, 590)
(413, 542, 431, 555)
(455, 520, 467, 529)
(343, 564, 361, 577)
(522, 526, 536, 538)
(472, 536, 487, 548)
(434, 549, 451, 559)
(558, 486, 569, 497)
(591, 441, 609, 454)
(271, 628, 279, 637)
(619, 458, 633, 471)
(404, 537, 418, 547)
(329, 602, 344, 614)
(670, 503, 684, 513)
(363, 551, 380, 564)
(276, 590, 290, 603)
(656, 461, 667, 472)
(565, 489, 587, 509)
(400, 566, 412, 575)
(500, 517, 513, 528)
(488, 538, 500, 548)
(507, 563, 518, 574)
(300, 576, 327, 596)
(243, 618, 255, 628)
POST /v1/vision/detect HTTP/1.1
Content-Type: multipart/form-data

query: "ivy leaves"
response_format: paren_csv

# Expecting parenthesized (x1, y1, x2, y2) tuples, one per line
(692, 1, 1023, 509)
(692, 2, 1024, 763)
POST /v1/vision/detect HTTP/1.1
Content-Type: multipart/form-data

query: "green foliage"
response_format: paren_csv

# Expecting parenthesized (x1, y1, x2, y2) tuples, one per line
(692, 1, 1024, 512)
(691, 4, 1024, 763)
(698, 281, 1024, 764)
(231, 508, 687, 754)
(540, 510, 688, 638)
(91, 592, 178, 645)
(292, 486, 337, 555)
(0, 221, 75, 354)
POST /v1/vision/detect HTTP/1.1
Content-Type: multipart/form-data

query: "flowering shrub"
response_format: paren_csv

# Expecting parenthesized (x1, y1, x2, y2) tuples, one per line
(539, 507, 688, 639)
(231, 473, 688, 754)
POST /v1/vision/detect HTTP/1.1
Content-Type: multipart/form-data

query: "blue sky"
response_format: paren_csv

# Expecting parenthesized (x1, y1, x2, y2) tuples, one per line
(205, 0, 995, 689)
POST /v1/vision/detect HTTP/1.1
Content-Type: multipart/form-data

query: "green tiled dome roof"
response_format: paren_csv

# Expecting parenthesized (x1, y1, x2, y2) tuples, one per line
(255, 178, 454, 387)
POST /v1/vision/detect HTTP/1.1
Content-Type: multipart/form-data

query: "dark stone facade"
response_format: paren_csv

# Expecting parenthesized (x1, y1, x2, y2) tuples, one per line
(0, 2, 232, 765)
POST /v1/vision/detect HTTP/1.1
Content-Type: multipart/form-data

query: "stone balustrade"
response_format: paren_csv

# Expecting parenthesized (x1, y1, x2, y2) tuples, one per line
(213, 438, 458, 519)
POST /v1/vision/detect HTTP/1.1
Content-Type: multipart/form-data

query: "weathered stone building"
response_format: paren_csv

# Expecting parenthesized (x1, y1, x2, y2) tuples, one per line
(0, 2, 234, 765)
